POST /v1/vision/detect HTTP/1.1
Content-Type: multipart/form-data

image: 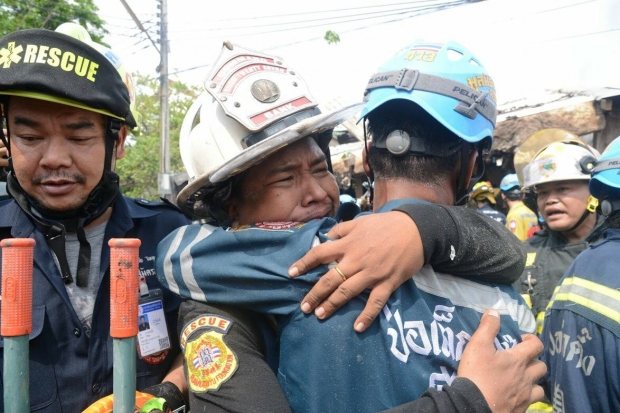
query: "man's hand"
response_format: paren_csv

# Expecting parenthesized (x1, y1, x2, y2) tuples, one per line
(0, 137, 8, 169)
(458, 309, 546, 413)
(288, 211, 424, 332)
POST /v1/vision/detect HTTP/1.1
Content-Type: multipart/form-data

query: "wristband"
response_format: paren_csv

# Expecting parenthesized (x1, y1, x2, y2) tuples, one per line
(143, 381, 187, 413)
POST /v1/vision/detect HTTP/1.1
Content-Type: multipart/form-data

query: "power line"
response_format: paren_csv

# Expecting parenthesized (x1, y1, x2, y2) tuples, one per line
(169, 1, 465, 42)
(168, 0, 467, 75)
(543, 26, 620, 42)
(213, 0, 453, 21)
(265, 0, 467, 50)
(171, 3, 450, 33)
(119, 0, 160, 53)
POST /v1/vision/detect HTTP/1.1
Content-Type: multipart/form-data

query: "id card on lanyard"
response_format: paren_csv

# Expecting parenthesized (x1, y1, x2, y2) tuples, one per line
(137, 277, 171, 358)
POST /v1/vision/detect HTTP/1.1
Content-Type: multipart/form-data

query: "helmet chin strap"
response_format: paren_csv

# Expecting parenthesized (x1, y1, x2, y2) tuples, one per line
(455, 144, 485, 206)
(563, 208, 594, 234)
(5, 117, 122, 287)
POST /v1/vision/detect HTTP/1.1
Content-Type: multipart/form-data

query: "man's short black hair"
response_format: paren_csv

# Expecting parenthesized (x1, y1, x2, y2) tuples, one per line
(366, 100, 463, 187)
(503, 189, 523, 201)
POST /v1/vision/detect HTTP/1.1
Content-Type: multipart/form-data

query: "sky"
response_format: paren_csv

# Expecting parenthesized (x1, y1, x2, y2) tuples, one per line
(95, 0, 620, 106)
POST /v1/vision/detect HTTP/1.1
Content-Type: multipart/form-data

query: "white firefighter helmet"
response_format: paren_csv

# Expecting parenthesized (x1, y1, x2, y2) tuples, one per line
(177, 42, 362, 218)
(522, 140, 598, 190)
(514, 128, 599, 186)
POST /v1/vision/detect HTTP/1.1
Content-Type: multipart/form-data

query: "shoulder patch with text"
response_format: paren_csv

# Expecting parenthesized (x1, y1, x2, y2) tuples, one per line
(181, 315, 237, 393)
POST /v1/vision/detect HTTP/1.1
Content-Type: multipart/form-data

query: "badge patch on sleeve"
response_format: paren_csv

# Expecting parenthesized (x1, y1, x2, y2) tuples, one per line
(181, 315, 238, 393)
(509, 220, 517, 231)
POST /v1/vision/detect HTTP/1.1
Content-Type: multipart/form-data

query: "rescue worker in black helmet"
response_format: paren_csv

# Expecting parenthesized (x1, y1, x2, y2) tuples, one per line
(0, 24, 190, 412)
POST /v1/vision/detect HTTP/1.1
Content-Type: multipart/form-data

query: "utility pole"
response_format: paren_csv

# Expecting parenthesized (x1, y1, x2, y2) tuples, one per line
(157, 0, 171, 199)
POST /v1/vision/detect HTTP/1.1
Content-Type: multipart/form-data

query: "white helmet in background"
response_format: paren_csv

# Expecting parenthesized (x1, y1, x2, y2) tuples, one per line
(178, 42, 362, 219)
(522, 141, 598, 191)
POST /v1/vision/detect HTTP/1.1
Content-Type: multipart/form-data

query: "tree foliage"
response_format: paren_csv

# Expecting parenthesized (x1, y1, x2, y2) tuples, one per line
(0, 0, 107, 43)
(116, 74, 202, 200)
(324, 30, 341, 45)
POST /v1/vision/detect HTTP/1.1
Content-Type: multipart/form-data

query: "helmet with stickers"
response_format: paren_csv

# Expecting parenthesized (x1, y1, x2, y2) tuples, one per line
(523, 140, 599, 224)
(177, 42, 362, 220)
(590, 136, 620, 214)
(358, 40, 497, 204)
(522, 141, 597, 190)
(361, 40, 496, 145)
(470, 181, 497, 204)
(514, 128, 593, 187)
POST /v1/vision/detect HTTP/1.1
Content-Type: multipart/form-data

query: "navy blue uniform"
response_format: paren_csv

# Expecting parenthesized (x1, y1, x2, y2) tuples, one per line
(158, 199, 534, 413)
(477, 204, 506, 225)
(0, 196, 190, 412)
(542, 228, 620, 413)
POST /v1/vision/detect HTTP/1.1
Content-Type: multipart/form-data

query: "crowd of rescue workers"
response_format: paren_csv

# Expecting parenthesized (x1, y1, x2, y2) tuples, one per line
(0, 21, 618, 413)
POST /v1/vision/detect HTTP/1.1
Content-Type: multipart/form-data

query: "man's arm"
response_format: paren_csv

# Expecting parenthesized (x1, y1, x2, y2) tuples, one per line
(177, 299, 292, 413)
(396, 203, 526, 281)
(290, 205, 526, 331)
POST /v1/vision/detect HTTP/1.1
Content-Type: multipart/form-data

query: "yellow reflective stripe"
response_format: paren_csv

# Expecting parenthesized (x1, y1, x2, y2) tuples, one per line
(521, 293, 532, 309)
(549, 276, 620, 323)
(527, 401, 553, 412)
(526, 252, 537, 267)
(535, 311, 545, 335)
(546, 285, 562, 310)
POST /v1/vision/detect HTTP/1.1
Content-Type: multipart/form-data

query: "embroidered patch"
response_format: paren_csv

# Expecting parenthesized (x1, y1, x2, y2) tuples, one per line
(185, 330, 237, 393)
(255, 221, 302, 230)
(509, 220, 517, 231)
(180, 315, 233, 350)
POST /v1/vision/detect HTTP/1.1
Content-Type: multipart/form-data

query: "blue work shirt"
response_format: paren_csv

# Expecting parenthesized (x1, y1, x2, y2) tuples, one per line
(158, 198, 534, 413)
(477, 204, 506, 225)
(542, 228, 620, 413)
(0, 195, 190, 412)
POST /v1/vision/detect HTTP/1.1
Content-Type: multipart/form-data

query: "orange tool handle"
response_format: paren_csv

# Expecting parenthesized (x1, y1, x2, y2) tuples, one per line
(81, 391, 156, 413)
(109, 238, 141, 338)
(1, 238, 36, 337)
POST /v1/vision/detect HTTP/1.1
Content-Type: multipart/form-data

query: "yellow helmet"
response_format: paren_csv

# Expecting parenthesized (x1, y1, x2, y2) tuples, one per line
(470, 181, 498, 204)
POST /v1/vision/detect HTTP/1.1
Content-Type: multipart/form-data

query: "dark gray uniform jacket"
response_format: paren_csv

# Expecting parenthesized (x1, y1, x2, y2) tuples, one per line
(514, 215, 605, 326)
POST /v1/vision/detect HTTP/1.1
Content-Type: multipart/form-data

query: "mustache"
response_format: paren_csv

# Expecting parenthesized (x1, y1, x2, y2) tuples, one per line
(32, 171, 86, 184)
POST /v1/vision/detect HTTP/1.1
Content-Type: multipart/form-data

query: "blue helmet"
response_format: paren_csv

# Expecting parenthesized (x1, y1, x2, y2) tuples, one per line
(360, 40, 496, 145)
(499, 174, 520, 192)
(590, 136, 620, 201)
